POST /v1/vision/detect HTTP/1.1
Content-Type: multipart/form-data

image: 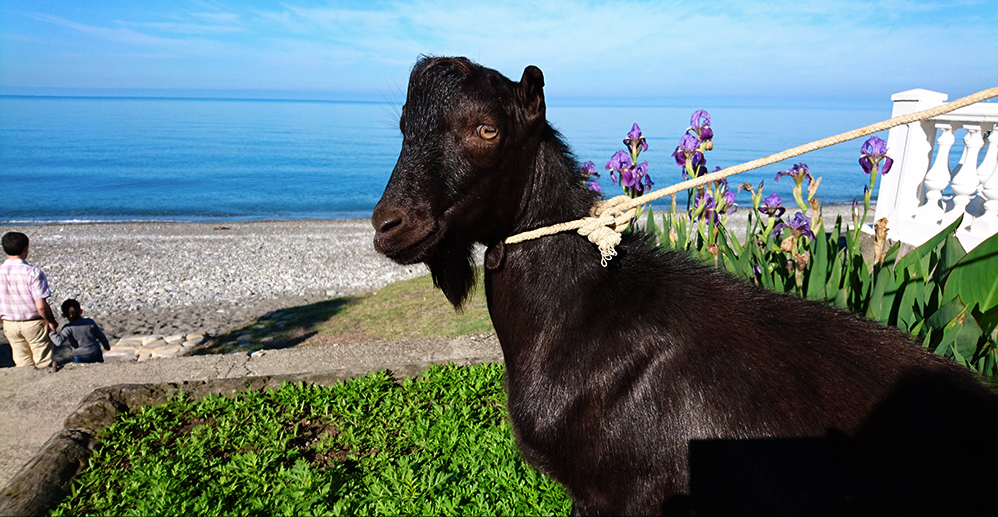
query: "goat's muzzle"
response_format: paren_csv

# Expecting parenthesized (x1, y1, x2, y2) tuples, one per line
(371, 202, 442, 264)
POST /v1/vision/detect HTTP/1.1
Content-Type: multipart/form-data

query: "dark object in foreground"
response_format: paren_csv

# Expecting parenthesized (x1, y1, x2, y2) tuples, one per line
(371, 56, 998, 516)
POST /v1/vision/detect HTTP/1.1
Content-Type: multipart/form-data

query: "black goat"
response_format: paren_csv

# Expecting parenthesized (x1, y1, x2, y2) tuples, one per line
(372, 56, 998, 516)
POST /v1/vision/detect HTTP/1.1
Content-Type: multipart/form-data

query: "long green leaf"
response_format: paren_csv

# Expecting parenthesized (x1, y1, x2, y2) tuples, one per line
(932, 234, 967, 288)
(894, 274, 920, 333)
(937, 301, 984, 365)
(806, 228, 829, 301)
(896, 214, 964, 274)
(825, 250, 844, 305)
(867, 265, 894, 323)
(924, 297, 970, 354)
(646, 206, 659, 238)
(944, 230, 998, 318)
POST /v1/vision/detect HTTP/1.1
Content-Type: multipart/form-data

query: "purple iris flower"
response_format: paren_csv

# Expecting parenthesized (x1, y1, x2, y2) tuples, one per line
(758, 192, 786, 218)
(624, 123, 649, 154)
(773, 212, 814, 239)
(694, 190, 732, 223)
(691, 110, 711, 130)
(579, 161, 601, 193)
(672, 134, 700, 165)
(606, 150, 631, 173)
(694, 190, 719, 223)
(613, 166, 632, 187)
(859, 136, 893, 175)
(673, 134, 707, 179)
(774, 163, 813, 187)
(689, 110, 713, 145)
(607, 150, 653, 195)
(634, 162, 653, 194)
(721, 190, 738, 214)
(616, 161, 652, 195)
(709, 177, 737, 214)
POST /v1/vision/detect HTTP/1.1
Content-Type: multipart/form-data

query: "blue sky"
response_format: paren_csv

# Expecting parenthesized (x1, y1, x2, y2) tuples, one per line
(1, 0, 995, 102)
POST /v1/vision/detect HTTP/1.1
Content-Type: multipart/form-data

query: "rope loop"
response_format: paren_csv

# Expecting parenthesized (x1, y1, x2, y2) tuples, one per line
(577, 195, 636, 266)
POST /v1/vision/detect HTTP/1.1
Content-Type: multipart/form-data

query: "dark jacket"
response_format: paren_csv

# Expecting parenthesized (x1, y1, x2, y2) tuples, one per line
(49, 317, 110, 359)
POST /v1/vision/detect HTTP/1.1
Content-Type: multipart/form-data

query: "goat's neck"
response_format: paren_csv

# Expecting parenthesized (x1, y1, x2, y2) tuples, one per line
(509, 126, 593, 235)
(487, 128, 609, 373)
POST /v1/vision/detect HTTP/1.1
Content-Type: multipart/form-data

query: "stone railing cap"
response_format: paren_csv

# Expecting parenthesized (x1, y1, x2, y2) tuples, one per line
(891, 88, 949, 103)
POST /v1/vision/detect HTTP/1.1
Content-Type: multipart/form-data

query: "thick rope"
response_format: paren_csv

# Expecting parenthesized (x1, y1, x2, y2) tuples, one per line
(505, 86, 998, 264)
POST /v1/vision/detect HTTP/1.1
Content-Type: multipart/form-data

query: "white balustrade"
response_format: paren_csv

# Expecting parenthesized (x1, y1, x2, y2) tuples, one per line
(914, 122, 955, 225)
(971, 125, 998, 236)
(874, 89, 998, 251)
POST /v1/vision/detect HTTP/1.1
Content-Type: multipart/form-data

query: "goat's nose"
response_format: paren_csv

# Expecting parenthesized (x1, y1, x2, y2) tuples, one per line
(372, 208, 403, 235)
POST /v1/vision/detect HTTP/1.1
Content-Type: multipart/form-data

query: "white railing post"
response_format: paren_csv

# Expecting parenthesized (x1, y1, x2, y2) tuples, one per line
(950, 124, 984, 230)
(915, 122, 956, 225)
(971, 124, 998, 237)
(876, 89, 948, 231)
(978, 124, 998, 184)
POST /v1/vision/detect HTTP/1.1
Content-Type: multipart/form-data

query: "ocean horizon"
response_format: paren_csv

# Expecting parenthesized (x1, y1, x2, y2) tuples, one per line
(1, 93, 896, 225)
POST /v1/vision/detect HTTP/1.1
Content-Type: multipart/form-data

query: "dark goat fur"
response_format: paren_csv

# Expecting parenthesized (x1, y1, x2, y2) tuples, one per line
(372, 56, 998, 516)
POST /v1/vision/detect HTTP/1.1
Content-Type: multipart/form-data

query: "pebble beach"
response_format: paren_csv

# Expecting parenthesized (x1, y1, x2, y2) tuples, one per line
(1, 205, 867, 352)
(0, 219, 428, 348)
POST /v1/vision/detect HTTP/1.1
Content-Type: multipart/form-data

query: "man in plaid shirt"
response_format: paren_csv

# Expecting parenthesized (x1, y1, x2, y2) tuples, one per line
(1, 232, 58, 368)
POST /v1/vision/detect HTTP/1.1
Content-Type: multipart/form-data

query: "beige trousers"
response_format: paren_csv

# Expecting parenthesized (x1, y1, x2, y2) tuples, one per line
(2, 319, 53, 368)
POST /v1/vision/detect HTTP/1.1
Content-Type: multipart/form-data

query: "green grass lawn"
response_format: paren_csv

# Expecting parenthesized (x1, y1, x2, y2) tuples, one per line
(53, 363, 571, 516)
(197, 270, 494, 355)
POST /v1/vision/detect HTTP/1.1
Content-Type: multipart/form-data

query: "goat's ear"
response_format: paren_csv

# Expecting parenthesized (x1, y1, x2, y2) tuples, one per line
(517, 65, 545, 123)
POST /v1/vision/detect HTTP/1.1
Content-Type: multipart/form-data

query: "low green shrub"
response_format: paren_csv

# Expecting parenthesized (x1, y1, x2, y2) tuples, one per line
(52, 363, 571, 516)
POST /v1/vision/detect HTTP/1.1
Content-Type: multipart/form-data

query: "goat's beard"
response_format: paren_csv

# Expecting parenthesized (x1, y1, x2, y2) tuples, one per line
(427, 240, 477, 310)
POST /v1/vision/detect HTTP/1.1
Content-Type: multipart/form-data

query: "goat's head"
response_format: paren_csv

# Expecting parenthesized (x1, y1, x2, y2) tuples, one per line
(372, 56, 547, 307)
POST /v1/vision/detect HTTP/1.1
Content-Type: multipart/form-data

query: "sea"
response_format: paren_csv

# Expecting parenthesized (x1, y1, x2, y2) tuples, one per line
(0, 94, 896, 224)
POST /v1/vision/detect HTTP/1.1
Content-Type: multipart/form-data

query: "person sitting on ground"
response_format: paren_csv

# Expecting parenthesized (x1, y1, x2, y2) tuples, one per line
(49, 298, 110, 364)
(1, 231, 58, 369)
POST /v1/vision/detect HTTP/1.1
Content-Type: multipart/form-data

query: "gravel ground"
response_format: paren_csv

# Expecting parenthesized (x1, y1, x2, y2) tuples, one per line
(0, 219, 428, 345)
(1, 206, 866, 354)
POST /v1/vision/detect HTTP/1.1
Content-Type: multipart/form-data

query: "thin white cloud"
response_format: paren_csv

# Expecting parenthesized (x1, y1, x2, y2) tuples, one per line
(191, 11, 240, 24)
(29, 12, 182, 47)
(114, 20, 245, 35)
(6, 0, 995, 97)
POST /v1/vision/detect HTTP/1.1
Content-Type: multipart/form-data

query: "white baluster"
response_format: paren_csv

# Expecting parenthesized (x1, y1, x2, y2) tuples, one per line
(978, 124, 998, 185)
(915, 122, 955, 224)
(966, 124, 996, 217)
(951, 133, 971, 178)
(951, 124, 984, 230)
(971, 123, 998, 237)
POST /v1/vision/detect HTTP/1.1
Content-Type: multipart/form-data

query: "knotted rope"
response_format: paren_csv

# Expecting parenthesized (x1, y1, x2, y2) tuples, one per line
(505, 86, 998, 265)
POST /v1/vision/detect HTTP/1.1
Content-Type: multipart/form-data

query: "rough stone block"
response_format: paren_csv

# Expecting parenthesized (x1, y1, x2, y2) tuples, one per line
(151, 346, 184, 359)
(164, 335, 185, 345)
(113, 336, 145, 349)
(103, 349, 136, 362)
(138, 339, 168, 352)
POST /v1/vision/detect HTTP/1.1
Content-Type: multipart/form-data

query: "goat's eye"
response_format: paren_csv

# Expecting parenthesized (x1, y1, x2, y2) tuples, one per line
(476, 124, 499, 140)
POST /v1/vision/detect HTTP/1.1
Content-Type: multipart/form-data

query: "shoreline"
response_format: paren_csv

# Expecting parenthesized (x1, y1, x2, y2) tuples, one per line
(1, 205, 869, 359)
(1, 201, 864, 227)
(0, 219, 428, 353)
